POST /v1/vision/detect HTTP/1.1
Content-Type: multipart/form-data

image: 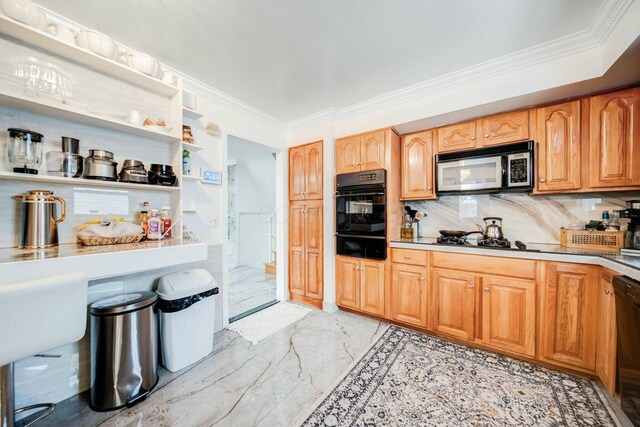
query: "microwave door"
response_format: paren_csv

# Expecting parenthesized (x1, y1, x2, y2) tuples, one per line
(437, 155, 503, 192)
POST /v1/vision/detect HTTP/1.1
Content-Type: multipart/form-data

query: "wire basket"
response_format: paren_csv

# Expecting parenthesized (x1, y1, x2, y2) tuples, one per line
(560, 229, 624, 251)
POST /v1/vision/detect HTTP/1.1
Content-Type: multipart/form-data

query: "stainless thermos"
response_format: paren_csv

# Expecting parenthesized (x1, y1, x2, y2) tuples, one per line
(15, 190, 66, 248)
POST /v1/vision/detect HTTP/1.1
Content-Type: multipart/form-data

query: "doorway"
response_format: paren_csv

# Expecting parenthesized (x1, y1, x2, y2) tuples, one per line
(227, 135, 279, 322)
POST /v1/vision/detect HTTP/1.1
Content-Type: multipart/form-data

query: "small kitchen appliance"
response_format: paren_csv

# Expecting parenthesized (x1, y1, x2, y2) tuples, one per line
(84, 149, 118, 181)
(435, 141, 533, 194)
(46, 136, 83, 178)
(7, 128, 43, 174)
(118, 160, 149, 184)
(620, 201, 640, 254)
(15, 190, 66, 248)
(148, 164, 177, 186)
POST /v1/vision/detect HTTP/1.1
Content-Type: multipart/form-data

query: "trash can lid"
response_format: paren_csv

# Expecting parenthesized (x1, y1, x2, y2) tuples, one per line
(90, 291, 158, 315)
(157, 269, 216, 301)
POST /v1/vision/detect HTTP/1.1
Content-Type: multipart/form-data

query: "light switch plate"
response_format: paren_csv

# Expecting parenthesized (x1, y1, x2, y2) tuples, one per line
(202, 170, 222, 185)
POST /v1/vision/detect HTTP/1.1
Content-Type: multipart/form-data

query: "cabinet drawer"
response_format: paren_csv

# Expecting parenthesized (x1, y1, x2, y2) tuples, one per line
(391, 248, 428, 266)
(432, 252, 536, 280)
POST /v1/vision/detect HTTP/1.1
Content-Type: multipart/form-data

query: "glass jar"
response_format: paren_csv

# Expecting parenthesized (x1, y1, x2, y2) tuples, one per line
(401, 215, 414, 239)
(7, 128, 43, 174)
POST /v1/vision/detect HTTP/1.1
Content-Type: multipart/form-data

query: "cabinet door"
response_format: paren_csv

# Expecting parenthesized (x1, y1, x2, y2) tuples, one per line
(432, 269, 476, 340)
(391, 264, 427, 327)
(541, 263, 598, 370)
(401, 131, 435, 200)
(288, 146, 306, 201)
(288, 203, 306, 296)
(536, 101, 581, 192)
(482, 276, 536, 357)
(304, 142, 323, 200)
(360, 259, 385, 316)
(596, 271, 617, 396)
(589, 88, 640, 188)
(304, 202, 323, 301)
(360, 131, 386, 171)
(436, 121, 478, 153)
(336, 257, 360, 310)
(481, 110, 529, 146)
(335, 136, 361, 174)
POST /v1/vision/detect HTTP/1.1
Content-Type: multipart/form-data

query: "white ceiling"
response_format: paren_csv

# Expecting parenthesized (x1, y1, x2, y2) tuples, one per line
(37, 0, 606, 122)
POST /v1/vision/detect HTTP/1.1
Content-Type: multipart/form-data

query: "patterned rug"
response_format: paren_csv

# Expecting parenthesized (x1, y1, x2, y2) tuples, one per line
(301, 326, 619, 427)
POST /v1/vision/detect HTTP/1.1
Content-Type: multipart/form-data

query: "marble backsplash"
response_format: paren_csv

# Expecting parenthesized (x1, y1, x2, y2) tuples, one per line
(405, 192, 640, 244)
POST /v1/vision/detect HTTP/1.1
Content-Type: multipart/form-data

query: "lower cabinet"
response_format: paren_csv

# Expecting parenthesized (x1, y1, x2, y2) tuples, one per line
(431, 268, 476, 340)
(390, 263, 428, 328)
(540, 262, 599, 371)
(289, 201, 323, 307)
(596, 270, 617, 395)
(336, 256, 385, 316)
(481, 275, 536, 357)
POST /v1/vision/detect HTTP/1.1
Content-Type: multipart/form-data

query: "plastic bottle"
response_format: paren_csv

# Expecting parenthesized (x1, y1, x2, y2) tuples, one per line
(160, 206, 172, 238)
(182, 149, 191, 176)
(139, 202, 150, 238)
(147, 209, 162, 240)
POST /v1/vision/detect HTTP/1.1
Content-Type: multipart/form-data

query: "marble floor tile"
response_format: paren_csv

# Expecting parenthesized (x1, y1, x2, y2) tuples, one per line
(30, 308, 385, 427)
(228, 266, 277, 319)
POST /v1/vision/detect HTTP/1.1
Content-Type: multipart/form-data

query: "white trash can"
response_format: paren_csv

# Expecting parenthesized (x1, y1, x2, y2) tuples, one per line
(156, 269, 218, 372)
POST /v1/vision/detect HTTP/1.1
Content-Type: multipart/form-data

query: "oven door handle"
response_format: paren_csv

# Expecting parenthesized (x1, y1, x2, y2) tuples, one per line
(336, 192, 385, 197)
(335, 233, 386, 240)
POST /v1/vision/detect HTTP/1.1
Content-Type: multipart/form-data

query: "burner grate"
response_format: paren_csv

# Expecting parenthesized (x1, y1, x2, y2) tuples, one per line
(477, 238, 511, 248)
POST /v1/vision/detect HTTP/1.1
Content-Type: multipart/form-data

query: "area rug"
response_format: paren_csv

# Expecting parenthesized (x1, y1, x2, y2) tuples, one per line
(301, 325, 619, 427)
(226, 301, 311, 344)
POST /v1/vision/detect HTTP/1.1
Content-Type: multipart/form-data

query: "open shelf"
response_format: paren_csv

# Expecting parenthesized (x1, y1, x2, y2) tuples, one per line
(182, 141, 205, 151)
(0, 92, 181, 142)
(182, 107, 204, 120)
(0, 14, 179, 96)
(0, 171, 181, 192)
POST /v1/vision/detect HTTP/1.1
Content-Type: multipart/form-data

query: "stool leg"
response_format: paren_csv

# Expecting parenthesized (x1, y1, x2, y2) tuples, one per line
(1, 363, 15, 427)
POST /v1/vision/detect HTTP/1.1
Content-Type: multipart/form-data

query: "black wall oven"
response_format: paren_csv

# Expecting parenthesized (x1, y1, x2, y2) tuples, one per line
(336, 169, 387, 260)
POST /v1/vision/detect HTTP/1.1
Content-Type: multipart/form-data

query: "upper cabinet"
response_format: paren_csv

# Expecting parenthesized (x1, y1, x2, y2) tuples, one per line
(401, 131, 435, 200)
(289, 141, 323, 201)
(335, 129, 395, 175)
(481, 110, 530, 146)
(435, 121, 478, 153)
(535, 100, 582, 192)
(588, 88, 640, 189)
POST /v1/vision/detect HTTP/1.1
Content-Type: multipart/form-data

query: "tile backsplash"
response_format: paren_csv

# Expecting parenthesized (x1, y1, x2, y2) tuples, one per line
(405, 192, 640, 243)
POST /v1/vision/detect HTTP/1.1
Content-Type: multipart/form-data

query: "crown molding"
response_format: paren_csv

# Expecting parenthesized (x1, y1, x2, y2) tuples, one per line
(287, 108, 336, 132)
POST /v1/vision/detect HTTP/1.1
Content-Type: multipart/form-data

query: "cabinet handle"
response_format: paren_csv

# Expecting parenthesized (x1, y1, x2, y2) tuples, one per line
(605, 288, 614, 295)
(484, 287, 490, 292)
(404, 256, 411, 260)
(427, 186, 432, 190)
(539, 178, 546, 183)
(470, 136, 476, 140)
(484, 134, 489, 138)
(468, 285, 475, 290)
(420, 276, 426, 282)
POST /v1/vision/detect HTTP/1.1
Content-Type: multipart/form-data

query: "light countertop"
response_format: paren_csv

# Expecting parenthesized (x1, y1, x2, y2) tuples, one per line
(390, 237, 640, 281)
(0, 239, 208, 285)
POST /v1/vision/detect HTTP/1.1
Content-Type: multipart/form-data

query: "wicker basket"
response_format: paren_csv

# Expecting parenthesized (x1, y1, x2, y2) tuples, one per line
(77, 234, 145, 246)
(560, 229, 624, 251)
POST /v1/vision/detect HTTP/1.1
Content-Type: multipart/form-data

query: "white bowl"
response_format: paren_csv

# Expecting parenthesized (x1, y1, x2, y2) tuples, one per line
(1, 0, 45, 29)
(76, 29, 118, 59)
(124, 52, 160, 77)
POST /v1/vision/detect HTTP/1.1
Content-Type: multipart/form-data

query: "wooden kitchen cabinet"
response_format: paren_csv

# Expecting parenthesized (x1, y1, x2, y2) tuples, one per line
(596, 270, 617, 396)
(401, 130, 435, 200)
(535, 100, 582, 192)
(336, 256, 385, 316)
(390, 263, 428, 328)
(588, 88, 640, 189)
(288, 200, 323, 307)
(480, 110, 529, 147)
(482, 275, 536, 357)
(335, 130, 393, 174)
(431, 268, 476, 340)
(540, 262, 598, 371)
(289, 141, 323, 201)
(435, 120, 478, 153)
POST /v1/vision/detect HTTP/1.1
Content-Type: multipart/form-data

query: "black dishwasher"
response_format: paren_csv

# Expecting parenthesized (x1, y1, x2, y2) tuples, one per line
(614, 275, 640, 426)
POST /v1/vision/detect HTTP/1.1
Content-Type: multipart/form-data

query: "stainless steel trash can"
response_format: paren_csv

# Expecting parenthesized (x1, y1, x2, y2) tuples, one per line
(89, 292, 159, 411)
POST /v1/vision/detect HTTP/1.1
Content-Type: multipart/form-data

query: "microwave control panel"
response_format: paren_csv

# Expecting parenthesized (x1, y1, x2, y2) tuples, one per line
(507, 152, 531, 186)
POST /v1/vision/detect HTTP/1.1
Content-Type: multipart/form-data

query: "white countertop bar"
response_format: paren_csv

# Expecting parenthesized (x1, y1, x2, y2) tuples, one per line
(390, 238, 640, 281)
(0, 239, 208, 285)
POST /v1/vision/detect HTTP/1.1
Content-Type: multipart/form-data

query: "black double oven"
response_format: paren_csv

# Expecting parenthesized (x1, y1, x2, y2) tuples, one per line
(336, 169, 387, 260)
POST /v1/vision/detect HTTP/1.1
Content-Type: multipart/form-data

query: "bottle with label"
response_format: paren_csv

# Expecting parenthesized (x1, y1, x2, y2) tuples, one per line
(160, 206, 172, 238)
(139, 202, 150, 238)
(182, 149, 191, 176)
(147, 209, 162, 240)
